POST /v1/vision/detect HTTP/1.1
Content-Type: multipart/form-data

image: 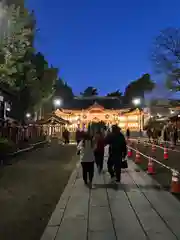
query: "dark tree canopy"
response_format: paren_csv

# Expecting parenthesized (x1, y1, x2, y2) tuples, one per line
(54, 78, 74, 101)
(5, 0, 25, 7)
(80, 87, 98, 97)
(42, 79, 74, 115)
(0, 4, 59, 121)
(106, 90, 122, 98)
(124, 73, 155, 104)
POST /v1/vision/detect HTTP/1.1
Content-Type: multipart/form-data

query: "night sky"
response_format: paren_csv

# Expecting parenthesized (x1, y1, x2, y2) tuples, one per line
(26, 0, 180, 95)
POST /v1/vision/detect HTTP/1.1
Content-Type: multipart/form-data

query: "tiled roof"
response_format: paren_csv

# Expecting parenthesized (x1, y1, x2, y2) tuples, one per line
(38, 115, 69, 125)
(61, 98, 127, 110)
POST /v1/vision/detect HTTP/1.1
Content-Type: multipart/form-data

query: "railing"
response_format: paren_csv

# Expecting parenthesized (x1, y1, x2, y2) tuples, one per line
(0, 124, 45, 144)
(128, 145, 176, 172)
(127, 145, 180, 193)
(130, 137, 180, 153)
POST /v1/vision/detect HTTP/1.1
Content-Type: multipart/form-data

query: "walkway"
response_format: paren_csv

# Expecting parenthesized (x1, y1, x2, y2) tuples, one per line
(41, 160, 180, 240)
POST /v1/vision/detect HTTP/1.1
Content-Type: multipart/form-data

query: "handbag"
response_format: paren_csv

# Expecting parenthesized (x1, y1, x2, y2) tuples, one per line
(121, 156, 128, 169)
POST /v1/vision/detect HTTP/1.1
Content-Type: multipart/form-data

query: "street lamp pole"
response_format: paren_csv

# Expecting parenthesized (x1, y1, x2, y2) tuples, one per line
(132, 98, 142, 137)
(139, 108, 142, 135)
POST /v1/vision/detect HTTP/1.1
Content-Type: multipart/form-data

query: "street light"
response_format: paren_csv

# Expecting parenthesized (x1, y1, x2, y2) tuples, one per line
(26, 113, 31, 118)
(132, 98, 141, 106)
(53, 98, 62, 108)
(132, 98, 142, 135)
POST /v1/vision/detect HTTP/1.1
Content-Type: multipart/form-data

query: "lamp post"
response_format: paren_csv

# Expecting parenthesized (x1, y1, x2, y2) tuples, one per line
(26, 113, 31, 118)
(132, 98, 142, 136)
(53, 98, 62, 109)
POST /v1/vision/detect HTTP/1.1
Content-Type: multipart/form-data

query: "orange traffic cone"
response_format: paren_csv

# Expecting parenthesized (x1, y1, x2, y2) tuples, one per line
(152, 144, 156, 153)
(147, 157, 155, 174)
(171, 170, 180, 194)
(127, 147, 132, 158)
(135, 150, 141, 164)
(164, 147, 168, 160)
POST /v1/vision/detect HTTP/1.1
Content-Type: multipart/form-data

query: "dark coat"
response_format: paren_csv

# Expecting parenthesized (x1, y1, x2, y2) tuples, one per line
(126, 129, 130, 137)
(105, 131, 127, 162)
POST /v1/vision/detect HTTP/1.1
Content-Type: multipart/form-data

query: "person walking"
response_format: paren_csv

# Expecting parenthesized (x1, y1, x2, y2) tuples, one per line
(75, 129, 82, 145)
(163, 126, 168, 144)
(105, 125, 127, 183)
(173, 126, 178, 146)
(126, 128, 130, 140)
(77, 133, 95, 188)
(147, 128, 152, 143)
(94, 131, 105, 174)
(63, 129, 70, 144)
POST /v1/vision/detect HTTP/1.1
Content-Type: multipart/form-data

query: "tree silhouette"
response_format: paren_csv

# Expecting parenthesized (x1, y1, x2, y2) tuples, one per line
(106, 90, 122, 98)
(80, 87, 98, 97)
(124, 73, 155, 104)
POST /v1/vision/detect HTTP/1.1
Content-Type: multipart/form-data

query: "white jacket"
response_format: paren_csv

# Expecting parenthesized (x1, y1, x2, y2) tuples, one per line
(77, 140, 95, 163)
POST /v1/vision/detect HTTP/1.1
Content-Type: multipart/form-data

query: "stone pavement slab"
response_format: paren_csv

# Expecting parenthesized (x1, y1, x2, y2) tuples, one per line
(41, 160, 180, 240)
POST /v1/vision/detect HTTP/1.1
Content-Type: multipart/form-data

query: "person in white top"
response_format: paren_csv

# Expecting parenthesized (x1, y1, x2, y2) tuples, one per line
(77, 133, 95, 187)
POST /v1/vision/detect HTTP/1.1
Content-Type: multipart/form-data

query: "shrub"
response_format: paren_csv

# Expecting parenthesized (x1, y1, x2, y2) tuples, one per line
(0, 137, 16, 158)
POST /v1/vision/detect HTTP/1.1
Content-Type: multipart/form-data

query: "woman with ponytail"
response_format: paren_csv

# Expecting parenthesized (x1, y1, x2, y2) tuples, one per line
(77, 133, 95, 188)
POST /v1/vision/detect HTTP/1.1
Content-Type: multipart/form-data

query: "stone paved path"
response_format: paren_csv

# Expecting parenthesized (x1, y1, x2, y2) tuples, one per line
(41, 160, 180, 240)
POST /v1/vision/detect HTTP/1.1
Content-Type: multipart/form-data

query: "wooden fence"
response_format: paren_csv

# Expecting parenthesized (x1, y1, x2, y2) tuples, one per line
(0, 124, 45, 144)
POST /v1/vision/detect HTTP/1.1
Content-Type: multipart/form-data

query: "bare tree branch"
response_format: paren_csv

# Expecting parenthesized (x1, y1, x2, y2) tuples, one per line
(152, 27, 180, 91)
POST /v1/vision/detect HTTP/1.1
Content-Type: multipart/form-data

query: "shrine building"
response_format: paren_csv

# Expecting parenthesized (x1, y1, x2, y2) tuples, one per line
(54, 97, 149, 133)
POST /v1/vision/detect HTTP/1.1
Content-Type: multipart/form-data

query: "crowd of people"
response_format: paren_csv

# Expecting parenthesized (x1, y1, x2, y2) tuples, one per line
(146, 123, 179, 145)
(62, 122, 179, 189)
(76, 125, 127, 188)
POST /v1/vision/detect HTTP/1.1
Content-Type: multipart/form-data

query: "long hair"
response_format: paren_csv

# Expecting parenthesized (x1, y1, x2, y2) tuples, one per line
(112, 125, 120, 133)
(82, 132, 93, 148)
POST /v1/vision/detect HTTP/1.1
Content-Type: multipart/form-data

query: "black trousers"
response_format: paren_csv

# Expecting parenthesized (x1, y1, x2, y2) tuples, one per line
(107, 158, 121, 182)
(81, 162, 94, 183)
(64, 138, 69, 144)
(94, 151, 104, 172)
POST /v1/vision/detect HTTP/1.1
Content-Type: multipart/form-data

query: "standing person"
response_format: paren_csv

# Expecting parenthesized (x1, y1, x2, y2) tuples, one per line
(147, 128, 152, 142)
(63, 129, 70, 144)
(94, 131, 105, 174)
(77, 133, 95, 188)
(75, 129, 82, 145)
(63, 129, 69, 144)
(173, 126, 178, 146)
(163, 126, 168, 144)
(126, 128, 130, 140)
(105, 125, 127, 183)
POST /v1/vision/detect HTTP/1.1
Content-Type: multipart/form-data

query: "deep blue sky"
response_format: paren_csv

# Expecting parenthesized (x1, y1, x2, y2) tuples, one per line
(26, 0, 180, 95)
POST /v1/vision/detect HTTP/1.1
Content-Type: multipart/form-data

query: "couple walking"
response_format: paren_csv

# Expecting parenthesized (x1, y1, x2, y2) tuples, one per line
(77, 125, 127, 187)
